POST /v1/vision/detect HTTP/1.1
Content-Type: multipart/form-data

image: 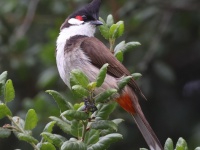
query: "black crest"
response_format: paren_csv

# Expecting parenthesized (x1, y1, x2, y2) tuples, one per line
(60, 0, 101, 30)
(70, 0, 101, 20)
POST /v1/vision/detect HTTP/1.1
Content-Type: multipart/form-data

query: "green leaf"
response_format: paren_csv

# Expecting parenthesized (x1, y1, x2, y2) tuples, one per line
(72, 85, 89, 98)
(74, 102, 84, 110)
(24, 109, 38, 130)
(106, 14, 114, 27)
(12, 116, 25, 131)
(0, 71, 7, 84)
(115, 21, 124, 38)
(87, 133, 122, 150)
(109, 24, 119, 39)
(17, 133, 39, 144)
(95, 89, 117, 103)
(70, 120, 83, 137)
(90, 120, 117, 131)
(96, 63, 109, 87)
(112, 119, 124, 126)
(61, 110, 89, 120)
(70, 69, 89, 88)
(99, 129, 114, 136)
(99, 25, 110, 40)
(61, 140, 87, 150)
(114, 51, 124, 62)
(117, 76, 132, 91)
(109, 21, 124, 39)
(0, 103, 12, 119)
(40, 142, 56, 150)
(0, 83, 4, 97)
(49, 116, 71, 134)
(164, 138, 174, 150)
(41, 132, 66, 147)
(132, 73, 142, 80)
(114, 41, 141, 55)
(69, 138, 77, 142)
(4, 79, 15, 103)
(114, 41, 126, 54)
(175, 137, 188, 150)
(84, 129, 99, 146)
(43, 121, 56, 133)
(46, 90, 72, 112)
(0, 71, 7, 96)
(87, 82, 97, 91)
(140, 148, 148, 150)
(99, 18, 109, 40)
(95, 103, 117, 120)
(122, 42, 141, 52)
(0, 127, 11, 138)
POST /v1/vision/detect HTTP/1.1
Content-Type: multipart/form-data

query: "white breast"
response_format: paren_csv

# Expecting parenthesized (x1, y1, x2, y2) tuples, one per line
(56, 23, 96, 87)
(56, 23, 118, 92)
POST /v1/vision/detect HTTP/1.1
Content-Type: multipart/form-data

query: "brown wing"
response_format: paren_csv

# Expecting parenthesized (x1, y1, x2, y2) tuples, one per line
(80, 37, 145, 99)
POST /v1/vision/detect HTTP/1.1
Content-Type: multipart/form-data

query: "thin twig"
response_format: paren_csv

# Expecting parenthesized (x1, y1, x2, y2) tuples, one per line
(15, 0, 40, 39)
(81, 120, 87, 141)
(7, 115, 39, 150)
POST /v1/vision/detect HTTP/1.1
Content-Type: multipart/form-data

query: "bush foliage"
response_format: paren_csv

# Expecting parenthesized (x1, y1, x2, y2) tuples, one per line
(0, 14, 200, 150)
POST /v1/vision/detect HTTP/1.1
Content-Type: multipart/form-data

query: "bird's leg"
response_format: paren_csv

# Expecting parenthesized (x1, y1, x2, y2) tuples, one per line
(83, 92, 97, 113)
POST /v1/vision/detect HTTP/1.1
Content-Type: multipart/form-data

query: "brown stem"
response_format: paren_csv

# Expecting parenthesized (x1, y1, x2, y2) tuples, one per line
(15, 0, 40, 39)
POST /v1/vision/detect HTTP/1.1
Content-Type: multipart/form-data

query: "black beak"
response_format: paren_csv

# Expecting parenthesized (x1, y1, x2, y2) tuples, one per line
(91, 20, 103, 26)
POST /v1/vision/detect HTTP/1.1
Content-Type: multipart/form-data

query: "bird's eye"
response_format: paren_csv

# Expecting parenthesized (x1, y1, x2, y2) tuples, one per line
(75, 15, 83, 21)
(82, 15, 87, 20)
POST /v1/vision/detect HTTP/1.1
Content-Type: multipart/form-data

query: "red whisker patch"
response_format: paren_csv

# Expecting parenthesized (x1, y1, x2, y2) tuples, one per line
(75, 16, 83, 21)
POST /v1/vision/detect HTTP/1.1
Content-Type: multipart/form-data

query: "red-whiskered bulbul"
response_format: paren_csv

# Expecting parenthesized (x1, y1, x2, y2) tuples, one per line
(56, 0, 163, 149)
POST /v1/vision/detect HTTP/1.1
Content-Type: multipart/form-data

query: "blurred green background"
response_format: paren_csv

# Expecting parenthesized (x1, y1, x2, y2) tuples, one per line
(0, 0, 200, 149)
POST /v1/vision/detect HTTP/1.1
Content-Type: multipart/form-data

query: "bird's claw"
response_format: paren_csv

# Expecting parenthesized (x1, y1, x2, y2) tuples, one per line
(83, 98, 97, 113)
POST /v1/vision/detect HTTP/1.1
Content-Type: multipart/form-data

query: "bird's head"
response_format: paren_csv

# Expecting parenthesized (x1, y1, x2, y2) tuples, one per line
(60, 0, 103, 30)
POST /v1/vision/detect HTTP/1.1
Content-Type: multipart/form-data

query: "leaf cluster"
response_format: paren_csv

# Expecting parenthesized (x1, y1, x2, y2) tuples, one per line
(1, 69, 199, 150)
(0, 67, 124, 150)
(1, 13, 200, 150)
(99, 14, 141, 62)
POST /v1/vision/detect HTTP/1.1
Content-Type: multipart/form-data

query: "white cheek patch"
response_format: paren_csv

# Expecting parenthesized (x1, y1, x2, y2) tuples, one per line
(68, 18, 84, 25)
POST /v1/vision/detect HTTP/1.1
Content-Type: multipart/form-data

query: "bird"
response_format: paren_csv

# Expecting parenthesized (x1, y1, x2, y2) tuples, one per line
(56, 0, 163, 150)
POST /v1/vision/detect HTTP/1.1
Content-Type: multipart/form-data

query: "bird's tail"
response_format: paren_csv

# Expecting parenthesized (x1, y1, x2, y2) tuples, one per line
(116, 91, 163, 150)
(132, 112, 163, 150)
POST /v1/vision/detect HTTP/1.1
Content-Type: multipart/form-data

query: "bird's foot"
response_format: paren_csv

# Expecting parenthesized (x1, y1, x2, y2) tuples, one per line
(83, 98, 97, 113)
